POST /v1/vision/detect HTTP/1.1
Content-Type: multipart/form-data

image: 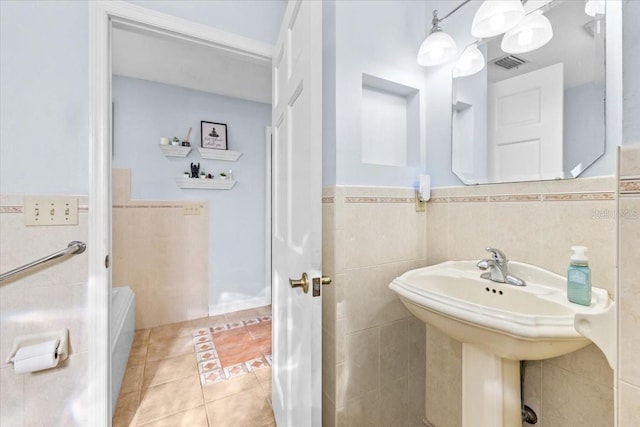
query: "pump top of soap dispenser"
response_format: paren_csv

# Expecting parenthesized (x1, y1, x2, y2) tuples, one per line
(570, 246, 589, 266)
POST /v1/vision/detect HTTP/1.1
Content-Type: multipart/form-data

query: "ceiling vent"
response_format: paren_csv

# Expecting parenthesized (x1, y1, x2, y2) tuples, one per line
(491, 54, 527, 70)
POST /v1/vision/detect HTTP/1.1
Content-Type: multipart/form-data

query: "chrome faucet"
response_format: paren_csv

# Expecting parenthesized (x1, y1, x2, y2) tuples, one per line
(476, 247, 526, 287)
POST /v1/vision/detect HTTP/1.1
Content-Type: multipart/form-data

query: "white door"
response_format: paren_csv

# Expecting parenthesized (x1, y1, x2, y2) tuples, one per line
(488, 62, 564, 182)
(271, 1, 323, 426)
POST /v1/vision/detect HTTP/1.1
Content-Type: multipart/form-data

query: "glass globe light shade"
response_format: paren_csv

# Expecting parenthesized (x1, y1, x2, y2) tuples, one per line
(501, 10, 553, 54)
(417, 30, 458, 66)
(471, 0, 526, 38)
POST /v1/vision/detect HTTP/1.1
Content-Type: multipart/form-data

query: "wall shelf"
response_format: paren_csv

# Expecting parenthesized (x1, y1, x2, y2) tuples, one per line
(174, 177, 236, 190)
(198, 148, 242, 161)
(159, 144, 192, 158)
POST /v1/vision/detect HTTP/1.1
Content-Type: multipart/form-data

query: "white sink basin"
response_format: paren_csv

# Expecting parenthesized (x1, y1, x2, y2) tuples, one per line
(389, 260, 614, 426)
(389, 260, 612, 360)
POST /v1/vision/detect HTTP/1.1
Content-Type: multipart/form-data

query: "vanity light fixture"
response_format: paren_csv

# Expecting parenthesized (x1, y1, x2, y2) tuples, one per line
(471, 0, 526, 39)
(501, 10, 553, 54)
(417, 10, 458, 66)
(417, 1, 472, 67)
(453, 44, 485, 78)
(584, 0, 606, 17)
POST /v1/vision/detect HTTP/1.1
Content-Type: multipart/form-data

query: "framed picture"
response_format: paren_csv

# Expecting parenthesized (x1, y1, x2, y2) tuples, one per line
(201, 121, 228, 150)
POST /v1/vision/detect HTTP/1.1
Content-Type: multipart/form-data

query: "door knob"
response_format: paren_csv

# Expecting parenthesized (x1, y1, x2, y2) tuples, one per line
(289, 272, 309, 293)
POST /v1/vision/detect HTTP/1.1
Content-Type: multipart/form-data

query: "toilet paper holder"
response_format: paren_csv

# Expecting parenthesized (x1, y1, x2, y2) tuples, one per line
(5, 328, 69, 366)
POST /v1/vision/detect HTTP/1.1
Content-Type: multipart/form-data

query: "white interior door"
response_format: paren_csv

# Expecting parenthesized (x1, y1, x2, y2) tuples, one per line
(271, 1, 323, 426)
(488, 62, 564, 181)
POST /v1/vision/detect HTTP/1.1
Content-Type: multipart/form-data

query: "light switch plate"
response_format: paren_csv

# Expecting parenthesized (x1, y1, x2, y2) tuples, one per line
(24, 197, 79, 226)
(415, 191, 426, 212)
(183, 203, 201, 215)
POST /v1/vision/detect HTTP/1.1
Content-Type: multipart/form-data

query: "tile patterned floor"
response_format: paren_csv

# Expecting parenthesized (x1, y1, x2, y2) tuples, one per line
(113, 305, 275, 427)
(194, 314, 272, 386)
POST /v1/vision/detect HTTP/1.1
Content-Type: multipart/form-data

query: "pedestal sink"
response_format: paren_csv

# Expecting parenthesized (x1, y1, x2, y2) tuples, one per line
(389, 260, 613, 427)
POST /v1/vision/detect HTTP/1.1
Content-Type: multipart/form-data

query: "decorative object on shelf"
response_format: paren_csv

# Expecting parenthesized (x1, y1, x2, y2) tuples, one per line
(228, 170, 234, 180)
(171, 137, 181, 146)
(184, 172, 190, 178)
(201, 121, 228, 150)
(220, 172, 227, 180)
(182, 127, 192, 147)
(160, 137, 170, 145)
(207, 173, 213, 179)
(175, 176, 236, 190)
(190, 162, 200, 178)
(200, 171, 206, 179)
(197, 148, 242, 161)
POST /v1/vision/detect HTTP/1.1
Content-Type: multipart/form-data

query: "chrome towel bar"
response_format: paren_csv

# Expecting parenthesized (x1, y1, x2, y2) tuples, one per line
(0, 241, 86, 282)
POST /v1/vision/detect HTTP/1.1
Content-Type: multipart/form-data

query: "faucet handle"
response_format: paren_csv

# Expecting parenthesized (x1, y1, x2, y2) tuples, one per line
(485, 247, 507, 264)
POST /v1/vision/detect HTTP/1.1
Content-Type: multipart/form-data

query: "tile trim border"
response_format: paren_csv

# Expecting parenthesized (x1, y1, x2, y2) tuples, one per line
(1, 205, 90, 213)
(331, 191, 615, 204)
(620, 179, 640, 196)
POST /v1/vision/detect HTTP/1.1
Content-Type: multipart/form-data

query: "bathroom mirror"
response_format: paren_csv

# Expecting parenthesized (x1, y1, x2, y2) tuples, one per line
(451, 0, 605, 184)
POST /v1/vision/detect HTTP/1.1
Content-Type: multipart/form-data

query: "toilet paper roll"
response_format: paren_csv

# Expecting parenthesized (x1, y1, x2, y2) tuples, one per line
(12, 339, 60, 374)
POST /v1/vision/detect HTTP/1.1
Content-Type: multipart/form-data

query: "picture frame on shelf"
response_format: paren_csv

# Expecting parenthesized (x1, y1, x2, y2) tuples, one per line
(201, 121, 228, 150)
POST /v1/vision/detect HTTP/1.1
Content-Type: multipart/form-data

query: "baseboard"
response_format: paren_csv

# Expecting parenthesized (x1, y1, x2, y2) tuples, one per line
(209, 295, 272, 316)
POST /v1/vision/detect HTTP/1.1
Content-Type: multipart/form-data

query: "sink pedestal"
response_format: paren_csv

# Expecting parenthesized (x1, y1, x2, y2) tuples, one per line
(462, 344, 521, 427)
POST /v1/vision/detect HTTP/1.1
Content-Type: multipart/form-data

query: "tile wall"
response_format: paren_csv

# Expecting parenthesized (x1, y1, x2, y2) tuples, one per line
(424, 176, 616, 427)
(0, 194, 90, 425)
(618, 145, 640, 425)
(112, 168, 209, 329)
(322, 186, 428, 427)
(322, 176, 618, 427)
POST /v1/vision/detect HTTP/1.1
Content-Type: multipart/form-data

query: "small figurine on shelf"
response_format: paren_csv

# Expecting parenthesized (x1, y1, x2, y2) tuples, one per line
(219, 172, 227, 180)
(228, 169, 234, 180)
(182, 127, 192, 147)
(190, 162, 200, 178)
(171, 137, 180, 146)
(207, 173, 213, 179)
(200, 171, 206, 179)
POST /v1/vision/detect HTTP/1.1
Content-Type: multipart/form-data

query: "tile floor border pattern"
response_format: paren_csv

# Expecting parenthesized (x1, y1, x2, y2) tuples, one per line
(193, 315, 273, 386)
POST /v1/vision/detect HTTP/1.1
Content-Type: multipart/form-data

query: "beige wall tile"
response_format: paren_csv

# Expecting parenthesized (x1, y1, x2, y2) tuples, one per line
(544, 344, 613, 389)
(425, 325, 462, 427)
(380, 376, 408, 427)
(0, 367, 24, 426)
(541, 201, 617, 294)
(344, 328, 379, 401)
(487, 202, 543, 266)
(343, 388, 381, 427)
(344, 202, 383, 269)
(380, 319, 410, 385)
(378, 262, 412, 325)
(619, 196, 640, 384)
(24, 352, 89, 426)
(323, 391, 337, 427)
(447, 202, 489, 261)
(620, 145, 640, 178)
(426, 201, 449, 265)
(541, 362, 613, 426)
(323, 328, 337, 404)
(343, 267, 382, 333)
(619, 381, 640, 427)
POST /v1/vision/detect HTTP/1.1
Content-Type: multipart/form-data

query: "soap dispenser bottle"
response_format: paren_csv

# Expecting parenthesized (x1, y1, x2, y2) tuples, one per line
(567, 246, 592, 306)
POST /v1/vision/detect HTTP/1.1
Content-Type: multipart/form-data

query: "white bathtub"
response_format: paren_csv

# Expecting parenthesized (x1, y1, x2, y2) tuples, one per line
(110, 286, 135, 417)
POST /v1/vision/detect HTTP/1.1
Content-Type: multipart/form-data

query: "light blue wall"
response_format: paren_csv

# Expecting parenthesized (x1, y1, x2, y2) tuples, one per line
(0, 1, 89, 194)
(328, 0, 429, 188)
(113, 76, 270, 308)
(125, 0, 286, 45)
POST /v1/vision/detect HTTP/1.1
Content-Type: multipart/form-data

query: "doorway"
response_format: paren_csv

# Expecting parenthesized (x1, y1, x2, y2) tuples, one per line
(88, 2, 276, 422)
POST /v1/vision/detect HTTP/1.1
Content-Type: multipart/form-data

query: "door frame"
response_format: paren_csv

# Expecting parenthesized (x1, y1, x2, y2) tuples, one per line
(88, 2, 274, 423)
